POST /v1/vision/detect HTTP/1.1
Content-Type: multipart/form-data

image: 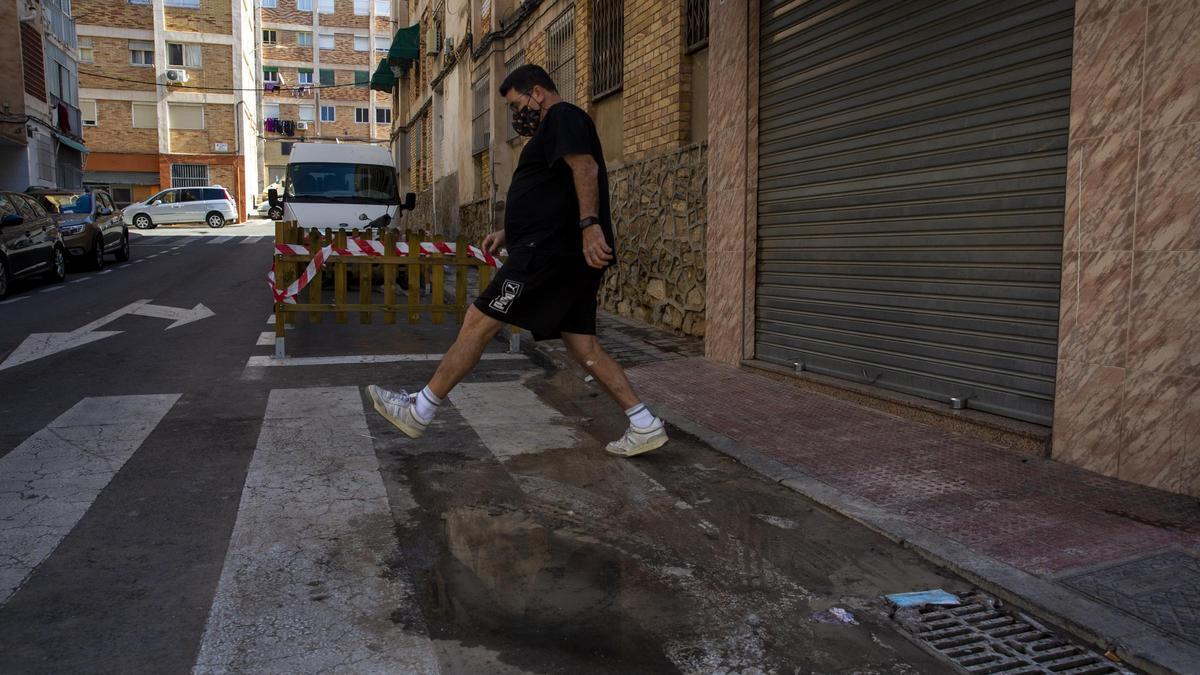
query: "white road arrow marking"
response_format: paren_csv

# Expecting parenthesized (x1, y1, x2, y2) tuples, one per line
(0, 299, 215, 371)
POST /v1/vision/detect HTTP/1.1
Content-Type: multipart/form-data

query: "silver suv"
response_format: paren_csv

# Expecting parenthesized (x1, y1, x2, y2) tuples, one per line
(123, 186, 238, 230)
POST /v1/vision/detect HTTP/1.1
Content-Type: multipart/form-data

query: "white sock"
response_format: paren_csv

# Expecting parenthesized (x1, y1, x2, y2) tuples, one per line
(625, 402, 658, 429)
(414, 386, 442, 423)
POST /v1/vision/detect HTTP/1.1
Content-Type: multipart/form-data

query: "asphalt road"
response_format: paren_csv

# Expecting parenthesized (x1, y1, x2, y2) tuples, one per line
(0, 222, 962, 674)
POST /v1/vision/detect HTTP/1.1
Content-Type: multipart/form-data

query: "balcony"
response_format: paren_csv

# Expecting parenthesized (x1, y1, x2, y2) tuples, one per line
(49, 94, 83, 140)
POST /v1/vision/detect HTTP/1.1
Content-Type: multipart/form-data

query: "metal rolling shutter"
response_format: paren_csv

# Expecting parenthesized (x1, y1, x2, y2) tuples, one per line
(755, 0, 1073, 426)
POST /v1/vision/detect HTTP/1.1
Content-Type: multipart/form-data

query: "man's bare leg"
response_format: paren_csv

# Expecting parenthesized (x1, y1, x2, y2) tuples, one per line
(366, 305, 503, 438)
(427, 305, 506, 398)
(561, 332, 639, 409)
(562, 332, 668, 457)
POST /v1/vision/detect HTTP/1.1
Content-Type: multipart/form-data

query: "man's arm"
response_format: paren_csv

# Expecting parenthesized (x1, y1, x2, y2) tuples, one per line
(564, 153, 612, 269)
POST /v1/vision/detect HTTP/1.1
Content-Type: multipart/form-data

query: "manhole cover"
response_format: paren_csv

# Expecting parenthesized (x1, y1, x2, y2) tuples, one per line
(1062, 550, 1200, 646)
(891, 591, 1132, 674)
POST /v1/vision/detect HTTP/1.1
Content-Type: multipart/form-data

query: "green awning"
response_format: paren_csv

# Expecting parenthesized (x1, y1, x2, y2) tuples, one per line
(370, 58, 396, 93)
(53, 131, 88, 154)
(387, 24, 420, 67)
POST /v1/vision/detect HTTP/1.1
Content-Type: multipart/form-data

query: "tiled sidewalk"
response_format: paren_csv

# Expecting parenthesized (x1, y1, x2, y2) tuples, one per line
(610, 353, 1200, 672)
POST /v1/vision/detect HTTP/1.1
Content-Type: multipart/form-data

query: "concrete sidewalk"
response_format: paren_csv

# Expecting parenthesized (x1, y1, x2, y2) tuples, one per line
(530, 311, 1200, 675)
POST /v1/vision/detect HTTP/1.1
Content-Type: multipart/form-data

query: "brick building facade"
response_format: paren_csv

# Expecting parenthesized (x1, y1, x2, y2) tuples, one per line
(75, 0, 258, 218)
(259, 0, 396, 188)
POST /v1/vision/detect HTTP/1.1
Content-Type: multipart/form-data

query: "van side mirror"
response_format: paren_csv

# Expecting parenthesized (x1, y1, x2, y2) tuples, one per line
(98, 206, 113, 216)
(268, 188, 280, 208)
(402, 192, 416, 211)
(151, 199, 163, 206)
(1, 214, 23, 227)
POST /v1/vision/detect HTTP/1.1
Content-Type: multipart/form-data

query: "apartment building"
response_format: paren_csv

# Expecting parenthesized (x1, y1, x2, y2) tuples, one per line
(73, 0, 258, 217)
(259, 0, 396, 188)
(1, 0, 88, 190)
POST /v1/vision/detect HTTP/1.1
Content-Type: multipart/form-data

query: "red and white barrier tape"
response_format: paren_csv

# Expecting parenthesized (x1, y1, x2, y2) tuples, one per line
(267, 239, 504, 302)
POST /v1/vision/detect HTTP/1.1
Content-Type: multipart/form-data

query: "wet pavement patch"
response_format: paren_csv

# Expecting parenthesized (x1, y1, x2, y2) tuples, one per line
(1062, 550, 1200, 645)
(366, 369, 980, 672)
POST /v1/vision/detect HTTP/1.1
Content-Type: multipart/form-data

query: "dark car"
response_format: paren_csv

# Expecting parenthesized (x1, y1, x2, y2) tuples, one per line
(0, 191, 67, 299)
(27, 188, 130, 270)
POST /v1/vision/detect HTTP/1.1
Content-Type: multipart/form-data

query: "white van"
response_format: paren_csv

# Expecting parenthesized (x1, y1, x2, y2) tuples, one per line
(268, 143, 414, 229)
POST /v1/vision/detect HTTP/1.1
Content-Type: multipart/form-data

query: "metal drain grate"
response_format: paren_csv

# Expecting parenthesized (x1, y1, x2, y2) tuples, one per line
(891, 592, 1134, 674)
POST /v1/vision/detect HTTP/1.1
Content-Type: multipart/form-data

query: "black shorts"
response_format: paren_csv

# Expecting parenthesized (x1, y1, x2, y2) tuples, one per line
(474, 252, 605, 341)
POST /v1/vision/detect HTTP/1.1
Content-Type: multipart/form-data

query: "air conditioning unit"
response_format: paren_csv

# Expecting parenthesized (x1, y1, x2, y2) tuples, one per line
(297, 121, 308, 130)
(165, 69, 189, 84)
(425, 26, 440, 54)
(444, 36, 454, 56)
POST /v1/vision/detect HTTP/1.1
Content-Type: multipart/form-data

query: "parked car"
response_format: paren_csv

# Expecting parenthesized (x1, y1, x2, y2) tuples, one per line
(27, 187, 130, 270)
(0, 191, 67, 299)
(122, 186, 238, 230)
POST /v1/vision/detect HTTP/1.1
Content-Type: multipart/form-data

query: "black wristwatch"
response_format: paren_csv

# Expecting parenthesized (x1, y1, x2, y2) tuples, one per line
(578, 216, 601, 230)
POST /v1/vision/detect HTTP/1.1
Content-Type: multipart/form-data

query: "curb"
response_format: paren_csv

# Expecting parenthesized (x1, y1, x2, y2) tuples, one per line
(523, 337, 1199, 675)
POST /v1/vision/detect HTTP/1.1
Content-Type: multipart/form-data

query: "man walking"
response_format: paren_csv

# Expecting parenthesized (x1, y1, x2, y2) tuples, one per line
(367, 65, 668, 458)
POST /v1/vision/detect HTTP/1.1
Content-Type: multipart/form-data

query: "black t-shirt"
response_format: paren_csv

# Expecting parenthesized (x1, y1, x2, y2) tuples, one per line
(505, 102, 615, 259)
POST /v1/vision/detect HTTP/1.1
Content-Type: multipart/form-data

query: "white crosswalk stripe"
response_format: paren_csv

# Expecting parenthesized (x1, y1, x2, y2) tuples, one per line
(193, 387, 440, 674)
(240, 236, 262, 244)
(449, 380, 581, 459)
(206, 236, 234, 244)
(0, 394, 180, 604)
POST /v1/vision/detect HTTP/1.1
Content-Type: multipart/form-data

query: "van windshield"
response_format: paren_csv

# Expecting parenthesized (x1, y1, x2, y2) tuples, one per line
(284, 162, 398, 204)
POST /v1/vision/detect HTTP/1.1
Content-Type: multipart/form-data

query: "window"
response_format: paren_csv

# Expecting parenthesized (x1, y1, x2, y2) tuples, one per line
(354, 35, 369, 52)
(170, 164, 209, 188)
(318, 32, 334, 50)
(263, 103, 281, 119)
(318, 0, 333, 13)
(296, 0, 312, 10)
(353, 0, 368, 15)
(129, 0, 150, 4)
(263, 67, 281, 83)
(111, 187, 133, 207)
(318, 69, 334, 86)
(298, 69, 313, 85)
(78, 37, 93, 63)
(168, 103, 204, 130)
(262, 30, 277, 44)
(591, 0, 622, 99)
(546, 8, 576, 105)
(685, 0, 709, 53)
(472, 74, 489, 154)
(375, 0, 388, 15)
(297, 31, 312, 46)
(298, 105, 314, 122)
(81, 99, 97, 126)
(354, 70, 369, 87)
(320, 105, 335, 122)
(374, 36, 390, 52)
(129, 40, 154, 66)
(284, 162, 396, 201)
(164, 0, 200, 7)
(168, 43, 202, 68)
(505, 52, 524, 140)
(260, 0, 277, 6)
(355, 107, 369, 124)
(132, 102, 157, 128)
(375, 107, 391, 124)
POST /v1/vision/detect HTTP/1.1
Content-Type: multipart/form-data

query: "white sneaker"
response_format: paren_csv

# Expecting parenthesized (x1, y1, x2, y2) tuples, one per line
(605, 419, 668, 458)
(366, 384, 429, 439)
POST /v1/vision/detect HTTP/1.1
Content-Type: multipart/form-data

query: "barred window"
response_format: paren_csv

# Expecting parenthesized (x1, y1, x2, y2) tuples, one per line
(504, 52, 524, 141)
(685, 0, 708, 53)
(472, 73, 490, 155)
(545, 8, 575, 105)
(590, 0, 622, 99)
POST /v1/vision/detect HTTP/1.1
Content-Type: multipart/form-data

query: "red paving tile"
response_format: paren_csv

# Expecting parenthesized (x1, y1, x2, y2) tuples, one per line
(630, 358, 1200, 577)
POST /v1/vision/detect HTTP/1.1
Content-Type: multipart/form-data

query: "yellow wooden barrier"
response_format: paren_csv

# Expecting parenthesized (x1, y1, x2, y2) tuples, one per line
(270, 221, 511, 357)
